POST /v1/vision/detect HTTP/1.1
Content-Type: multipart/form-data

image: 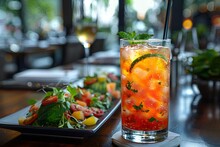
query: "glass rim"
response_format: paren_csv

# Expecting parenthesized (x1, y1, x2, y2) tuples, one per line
(120, 38, 171, 42)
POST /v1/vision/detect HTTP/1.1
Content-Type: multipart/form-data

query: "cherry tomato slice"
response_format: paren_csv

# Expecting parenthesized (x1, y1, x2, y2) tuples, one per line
(70, 103, 93, 117)
(91, 107, 105, 117)
(70, 103, 85, 112)
(23, 113, 38, 125)
(84, 77, 97, 86)
(29, 105, 39, 113)
(70, 103, 78, 112)
(83, 109, 93, 117)
(80, 90, 92, 106)
(41, 95, 58, 106)
(64, 111, 71, 119)
(107, 73, 119, 81)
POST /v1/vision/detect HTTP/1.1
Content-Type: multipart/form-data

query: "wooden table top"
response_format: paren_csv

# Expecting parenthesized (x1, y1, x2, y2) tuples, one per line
(0, 61, 220, 147)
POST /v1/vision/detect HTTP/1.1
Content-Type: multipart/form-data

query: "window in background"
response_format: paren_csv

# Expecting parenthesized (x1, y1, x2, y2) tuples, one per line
(72, 0, 118, 34)
(97, 0, 118, 34)
(72, 0, 119, 51)
(23, 0, 63, 40)
(0, 0, 23, 77)
(183, 0, 220, 49)
(0, 0, 22, 42)
(124, 0, 166, 38)
(97, 0, 119, 51)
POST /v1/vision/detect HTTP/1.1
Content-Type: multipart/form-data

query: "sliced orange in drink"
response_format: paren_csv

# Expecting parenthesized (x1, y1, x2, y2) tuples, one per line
(130, 53, 169, 87)
(129, 53, 168, 72)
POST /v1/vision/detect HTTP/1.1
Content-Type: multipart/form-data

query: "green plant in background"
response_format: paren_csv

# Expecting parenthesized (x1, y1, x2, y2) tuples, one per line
(195, 24, 209, 38)
(189, 49, 220, 79)
(24, 0, 58, 32)
(195, 24, 210, 49)
(171, 30, 181, 46)
(25, 0, 55, 20)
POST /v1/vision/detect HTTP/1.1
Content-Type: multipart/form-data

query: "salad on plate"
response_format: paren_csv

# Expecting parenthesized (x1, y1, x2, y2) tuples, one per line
(18, 73, 120, 129)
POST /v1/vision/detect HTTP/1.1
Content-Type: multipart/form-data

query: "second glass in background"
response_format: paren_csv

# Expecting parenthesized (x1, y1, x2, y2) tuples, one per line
(73, 0, 98, 75)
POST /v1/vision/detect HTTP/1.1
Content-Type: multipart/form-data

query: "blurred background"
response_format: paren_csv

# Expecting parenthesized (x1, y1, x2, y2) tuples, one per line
(0, 0, 219, 80)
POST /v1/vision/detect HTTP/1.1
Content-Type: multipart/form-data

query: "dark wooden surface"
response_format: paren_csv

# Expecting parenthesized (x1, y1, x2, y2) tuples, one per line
(0, 60, 220, 147)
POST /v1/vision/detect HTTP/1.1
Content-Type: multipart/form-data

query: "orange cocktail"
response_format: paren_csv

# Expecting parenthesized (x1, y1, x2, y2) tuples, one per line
(120, 39, 171, 143)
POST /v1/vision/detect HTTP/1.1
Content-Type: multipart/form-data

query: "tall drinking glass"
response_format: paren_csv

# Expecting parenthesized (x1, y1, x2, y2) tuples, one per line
(120, 39, 171, 143)
(73, 0, 97, 75)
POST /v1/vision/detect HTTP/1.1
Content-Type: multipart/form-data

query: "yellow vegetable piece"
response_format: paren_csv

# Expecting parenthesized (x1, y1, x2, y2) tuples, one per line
(106, 82, 116, 93)
(98, 76, 106, 82)
(72, 111, 85, 120)
(18, 117, 25, 125)
(82, 116, 98, 126)
(76, 100, 87, 107)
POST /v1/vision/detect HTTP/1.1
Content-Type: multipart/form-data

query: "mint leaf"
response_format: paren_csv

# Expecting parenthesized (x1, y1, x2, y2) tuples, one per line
(133, 102, 143, 110)
(134, 34, 153, 40)
(117, 31, 134, 40)
(129, 31, 136, 39)
(118, 31, 153, 40)
(148, 117, 156, 122)
(133, 102, 149, 113)
(126, 81, 138, 93)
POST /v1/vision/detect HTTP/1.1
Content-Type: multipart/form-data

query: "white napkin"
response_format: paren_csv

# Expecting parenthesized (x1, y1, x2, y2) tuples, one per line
(13, 69, 79, 82)
(112, 131, 181, 147)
